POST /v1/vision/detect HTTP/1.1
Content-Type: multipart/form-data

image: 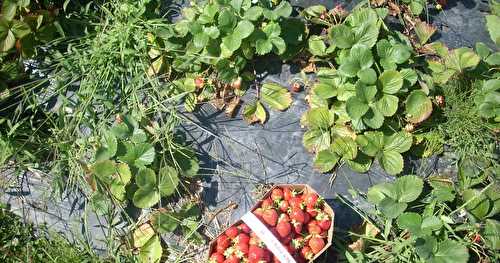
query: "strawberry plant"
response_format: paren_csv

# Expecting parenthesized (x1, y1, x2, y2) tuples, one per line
(301, 7, 435, 175)
(342, 171, 500, 262)
(87, 115, 200, 210)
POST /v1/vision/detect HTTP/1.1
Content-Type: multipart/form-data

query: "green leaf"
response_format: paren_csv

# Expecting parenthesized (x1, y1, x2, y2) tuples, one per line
(475, 42, 491, 59)
(302, 107, 334, 129)
(244, 6, 263, 21)
(313, 148, 340, 173)
(136, 168, 156, 189)
(346, 152, 372, 173)
(346, 97, 369, 119)
(95, 131, 118, 161)
(357, 68, 377, 84)
(119, 143, 155, 168)
(263, 1, 292, 20)
(271, 37, 286, 55)
(485, 52, 500, 65)
(395, 175, 423, 202)
(110, 180, 126, 201)
(0, 25, 15, 52)
(139, 235, 162, 263)
(255, 38, 273, 55)
(332, 136, 358, 160)
(362, 107, 384, 129)
(151, 211, 179, 234)
(133, 188, 160, 208)
(378, 150, 404, 175)
(260, 83, 292, 110)
(375, 94, 399, 117)
(384, 132, 412, 153)
(483, 219, 500, 250)
(329, 24, 355, 49)
(367, 182, 398, 204)
(243, 101, 267, 124)
(312, 82, 337, 99)
(234, 20, 254, 39)
(409, 1, 424, 16)
(379, 70, 403, 94)
(158, 166, 179, 197)
(221, 34, 242, 54)
(397, 212, 422, 234)
(415, 236, 437, 260)
(131, 128, 147, 144)
(308, 35, 326, 56)
(91, 160, 116, 184)
(10, 20, 30, 38)
(116, 163, 132, 185)
(204, 26, 220, 39)
(463, 189, 491, 220)
(1, 0, 17, 21)
(421, 216, 442, 233)
(429, 240, 469, 263)
(173, 148, 199, 178)
(133, 224, 155, 248)
(303, 5, 327, 17)
(445, 48, 480, 72)
(217, 8, 236, 33)
(356, 131, 384, 157)
(303, 128, 331, 153)
(415, 21, 436, 45)
(486, 15, 500, 45)
(338, 57, 360, 77)
(379, 197, 407, 218)
(405, 90, 433, 124)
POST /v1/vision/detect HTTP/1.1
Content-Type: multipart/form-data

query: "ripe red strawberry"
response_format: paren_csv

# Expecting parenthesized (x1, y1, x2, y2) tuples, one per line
(290, 208, 306, 223)
(209, 252, 225, 263)
(303, 212, 311, 224)
(226, 226, 239, 239)
(276, 221, 292, 238)
(253, 208, 264, 220)
(306, 205, 319, 217)
(235, 242, 249, 258)
(238, 223, 251, 234)
(291, 82, 302, 92)
(195, 77, 204, 89)
(283, 187, 295, 201)
(262, 208, 279, 226)
(293, 221, 303, 234)
(248, 245, 265, 262)
(307, 221, 322, 235)
(279, 200, 290, 213)
(271, 188, 284, 201)
(261, 198, 274, 209)
(300, 246, 314, 260)
(304, 193, 319, 208)
(216, 234, 231, 253)
(316, 212, 331, 231)
(262, 248, 272, 262)
(236, 233, 250, 245)
(309, 237, 325, 254)
(278, 213, 290, 223)
(289, 197, 304, 210)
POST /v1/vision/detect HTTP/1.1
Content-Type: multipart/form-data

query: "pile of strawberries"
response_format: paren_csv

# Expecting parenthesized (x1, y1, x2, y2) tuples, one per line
(209, 187, 332, 263)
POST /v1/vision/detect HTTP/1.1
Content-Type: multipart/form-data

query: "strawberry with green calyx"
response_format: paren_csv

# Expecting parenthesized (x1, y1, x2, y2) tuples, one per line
(292, 221, 303, 235)
(271, 188, 284, 201)
(290, 208, 306, 223)
(307, 220, 322, 235)
(303, 193, 324, 209)
(300, 246, 314, 261)
(306, 205, 319, 217)
(223, 246, 236, 258)
(309, 236, 326, 254)
(283, 187, 297, 201)
(224, 254, 240, 263)
(226, 226, 240, 239)
(289, 197, 304, 210)
(261, 198, 274, 209)
(216, 234, 231, 253)
(278, 199, 290, 213)
(235, 241, 249, 259)
(316, 212, 331, 231)
(248, 245, 265, 262)
(262, 207, 279, 226)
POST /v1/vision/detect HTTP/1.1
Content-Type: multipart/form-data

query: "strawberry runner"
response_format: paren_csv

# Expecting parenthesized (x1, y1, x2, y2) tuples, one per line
(241, 211, 297, 263)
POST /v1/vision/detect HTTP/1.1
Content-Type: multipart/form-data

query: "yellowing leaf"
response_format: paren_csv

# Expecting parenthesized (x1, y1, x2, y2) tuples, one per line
(260, 83, 292, 111)
(242, 101, 267, 124)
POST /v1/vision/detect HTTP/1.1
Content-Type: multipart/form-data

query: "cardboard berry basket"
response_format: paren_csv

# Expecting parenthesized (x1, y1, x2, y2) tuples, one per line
(208, 184, 334, 263)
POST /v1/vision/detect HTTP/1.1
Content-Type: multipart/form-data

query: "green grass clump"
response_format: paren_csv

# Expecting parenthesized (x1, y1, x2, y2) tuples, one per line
(434, 79, 498, 160)
(0, 205, 101, 263)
